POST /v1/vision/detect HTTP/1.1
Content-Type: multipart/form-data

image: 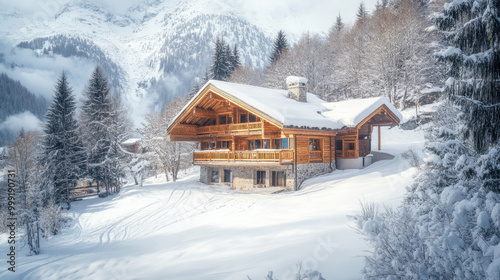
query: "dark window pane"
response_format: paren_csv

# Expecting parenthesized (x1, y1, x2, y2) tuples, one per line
(240, 114, 247, 123)
(256, 170, 266, 185)
(336, 140, 343, 150)
(211, 170, 219, 183)
(224, 169, 232, 183)
(249, 114, 256, 122)
(255, 139, 261, 149)
(349, 143, 355, 150)
(219, 115, 227, 124)
(274, 139, 281, 149)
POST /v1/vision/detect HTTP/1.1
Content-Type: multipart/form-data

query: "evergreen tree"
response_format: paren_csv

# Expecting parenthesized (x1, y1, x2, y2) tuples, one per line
(224, 44, 234, 74)
(269, 30, 288, 64)
(356, 2, 368, 20)
(231, 44, 241, 71)
(80, 66, 128, 195)
(435, 0, 500, 151)
(210, 36, 231, 81)
(334, 14, 344, 32)
(41, 72, 86, 209)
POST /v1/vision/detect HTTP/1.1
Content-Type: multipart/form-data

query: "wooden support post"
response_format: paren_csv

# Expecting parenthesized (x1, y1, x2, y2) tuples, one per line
(378, 125, 381, 151)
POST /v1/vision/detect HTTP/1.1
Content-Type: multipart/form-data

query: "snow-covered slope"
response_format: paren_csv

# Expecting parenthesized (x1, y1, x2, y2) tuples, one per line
(0, 0, 273, 125)
(0, 123, 425, 280)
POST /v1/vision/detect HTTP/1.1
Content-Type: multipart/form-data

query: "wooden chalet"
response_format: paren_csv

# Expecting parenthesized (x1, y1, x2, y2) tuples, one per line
(167, 76, 402, 190)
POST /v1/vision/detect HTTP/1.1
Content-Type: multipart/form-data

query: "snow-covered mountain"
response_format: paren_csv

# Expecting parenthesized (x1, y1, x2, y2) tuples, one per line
(0, 0, 277, 126)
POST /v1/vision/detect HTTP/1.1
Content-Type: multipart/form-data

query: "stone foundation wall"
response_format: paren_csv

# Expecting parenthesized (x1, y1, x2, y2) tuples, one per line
(296, 161, 335, 189)
(199, 161, 335, 191)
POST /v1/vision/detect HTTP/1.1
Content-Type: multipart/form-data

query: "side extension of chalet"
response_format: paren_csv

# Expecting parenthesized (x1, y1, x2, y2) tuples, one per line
(167, 77, 402, 191)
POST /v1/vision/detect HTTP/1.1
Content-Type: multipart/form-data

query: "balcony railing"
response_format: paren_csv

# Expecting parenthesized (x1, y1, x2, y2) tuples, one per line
(196, 122, 263, 135)
(193, 149, 294, 164)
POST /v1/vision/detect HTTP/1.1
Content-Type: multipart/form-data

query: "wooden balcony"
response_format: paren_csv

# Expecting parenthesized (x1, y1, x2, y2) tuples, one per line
(196, 122, 263, 135)
(193, 149, 294, 165)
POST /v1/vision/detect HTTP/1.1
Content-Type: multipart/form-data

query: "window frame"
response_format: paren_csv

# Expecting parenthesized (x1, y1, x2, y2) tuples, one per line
(255, 170, 266, 185)
(223, 169, 232, 183)
(210, 170, 219, 183)
(309, 138, 321, 151)
(271, 171, 286, 187)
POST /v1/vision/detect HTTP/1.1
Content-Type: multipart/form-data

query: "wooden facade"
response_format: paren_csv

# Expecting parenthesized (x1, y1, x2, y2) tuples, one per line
(167, 82, 401, 190)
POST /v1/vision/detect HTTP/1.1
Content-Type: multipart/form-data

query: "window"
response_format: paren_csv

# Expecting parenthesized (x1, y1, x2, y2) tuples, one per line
(217, 141, 231, 149)
(201, 142, 209, 150)
(210, 170, 219, 183)
(274, 139, 281, 149)
(309, 139, 321, 151)
(240, 114, 247, 123)
(255, 171, 266, 185)
(271, 171, 286, 187)
(223, 169, 232, 183)
(281, 138, 288, 149)
(249, 114, 257, 122)
(255, 139, 262, 149)
(249, 140, 254, 150)
(348, 142, 355, 150)
(219, 115, 227, 124)
(335, 140, 343, 150)
(290, 138, 294, 149)
(208, 141, 216, 149)
(263, 139, 270, 149)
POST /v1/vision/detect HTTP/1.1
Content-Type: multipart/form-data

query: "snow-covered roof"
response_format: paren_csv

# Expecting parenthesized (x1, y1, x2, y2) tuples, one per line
(170, 80, 402, 131)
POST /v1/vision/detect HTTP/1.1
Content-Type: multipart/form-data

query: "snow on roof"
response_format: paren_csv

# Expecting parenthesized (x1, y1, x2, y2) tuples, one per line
(121, 138, 141, 145)
(170, 80, 402, 131)
(286, 76, 308, 86)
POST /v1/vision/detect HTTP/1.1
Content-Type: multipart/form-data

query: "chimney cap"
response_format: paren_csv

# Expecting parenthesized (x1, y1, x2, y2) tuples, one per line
(286, 76, 308, 87)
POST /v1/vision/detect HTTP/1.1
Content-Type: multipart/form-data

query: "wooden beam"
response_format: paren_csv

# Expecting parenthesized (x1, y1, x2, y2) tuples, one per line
(193, 107, 216, 118)
(378, 125, 381, 151)
(282, 128, 338, 136)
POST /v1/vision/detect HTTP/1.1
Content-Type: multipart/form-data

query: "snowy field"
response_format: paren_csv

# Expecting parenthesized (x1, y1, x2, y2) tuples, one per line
(0, 109, 428, 280)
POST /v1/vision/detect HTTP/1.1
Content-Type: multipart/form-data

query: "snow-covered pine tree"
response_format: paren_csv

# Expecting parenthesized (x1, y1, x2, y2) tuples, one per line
(104, 95, 130, 194)
(80, 66, 128, 195)
(269, 30, 288, 64)
(356, 2, 368, 20)
(224, 44, 234, 75)
(210, 36, 232, 81)
(231, 44, 241, 71)
(41, 72, 86, 209)
(435, 0, 500, 152)
(81, 66, 111, 194)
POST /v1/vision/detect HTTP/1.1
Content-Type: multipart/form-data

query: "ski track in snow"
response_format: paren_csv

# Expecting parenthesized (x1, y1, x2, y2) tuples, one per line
(0, 123, 426, 280)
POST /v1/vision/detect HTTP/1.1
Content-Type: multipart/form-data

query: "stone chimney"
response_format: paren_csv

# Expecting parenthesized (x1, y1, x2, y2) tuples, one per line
(286, 76, 308, 102)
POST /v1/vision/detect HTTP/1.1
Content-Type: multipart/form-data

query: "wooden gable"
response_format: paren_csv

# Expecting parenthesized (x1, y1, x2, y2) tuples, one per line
(356, 104, 401, 128)
(167, 84, 284, 140)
